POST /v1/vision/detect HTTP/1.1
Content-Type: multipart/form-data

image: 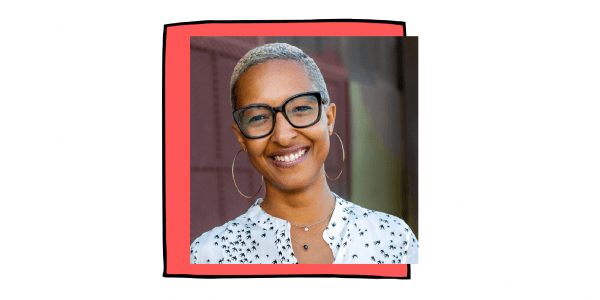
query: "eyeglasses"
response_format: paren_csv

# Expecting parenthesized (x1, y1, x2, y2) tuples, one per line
(233, 91, 325, 139)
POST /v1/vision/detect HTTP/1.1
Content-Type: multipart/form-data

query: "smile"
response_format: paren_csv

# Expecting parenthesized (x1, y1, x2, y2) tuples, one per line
(273, 148, 307, 162)
(269, 147, 310, 168)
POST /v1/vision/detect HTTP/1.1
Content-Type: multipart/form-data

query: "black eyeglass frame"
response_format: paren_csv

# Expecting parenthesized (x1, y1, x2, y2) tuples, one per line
(232, 91, 326, 139)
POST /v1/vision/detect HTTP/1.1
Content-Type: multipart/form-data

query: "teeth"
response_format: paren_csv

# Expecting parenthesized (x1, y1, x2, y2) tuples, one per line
(274, 148, 307, 163)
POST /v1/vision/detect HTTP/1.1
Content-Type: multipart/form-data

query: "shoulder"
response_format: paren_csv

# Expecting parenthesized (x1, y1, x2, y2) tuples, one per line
(337, 198, 409, 231)
(190, 199, 266, 264)
(190, 223, 227, 264)
(190, 214, 250, 264)
(337, 196, 408, 227)
(335, 197, 419, 263)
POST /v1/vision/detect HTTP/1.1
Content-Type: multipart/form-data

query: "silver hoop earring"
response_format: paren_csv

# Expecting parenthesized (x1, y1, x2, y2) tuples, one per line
(326, 132, 345, 181)
(232, 149, 264, 198)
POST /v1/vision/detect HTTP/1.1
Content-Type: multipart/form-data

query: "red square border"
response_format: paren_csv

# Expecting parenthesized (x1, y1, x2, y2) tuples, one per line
(164, 19, 410, 279)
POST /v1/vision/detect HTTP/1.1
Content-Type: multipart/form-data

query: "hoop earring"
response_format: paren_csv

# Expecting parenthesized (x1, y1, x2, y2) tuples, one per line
(232, 149, 264, 198)
(326, 132, 345, 181)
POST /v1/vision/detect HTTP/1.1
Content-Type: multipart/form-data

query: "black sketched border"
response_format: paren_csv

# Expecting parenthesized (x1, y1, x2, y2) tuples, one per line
(163, 19, 411, 279)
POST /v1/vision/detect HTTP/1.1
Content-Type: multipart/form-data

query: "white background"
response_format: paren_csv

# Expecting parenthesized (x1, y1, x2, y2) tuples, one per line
(1, 0, 599, 299)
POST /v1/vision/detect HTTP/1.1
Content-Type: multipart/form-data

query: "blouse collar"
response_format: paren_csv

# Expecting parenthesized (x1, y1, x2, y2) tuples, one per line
(244, 192, 350, 241)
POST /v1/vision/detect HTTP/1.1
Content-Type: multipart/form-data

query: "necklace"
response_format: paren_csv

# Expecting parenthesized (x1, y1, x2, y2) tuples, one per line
(290, 213, 331, 251)
(288, 200, 335, 232)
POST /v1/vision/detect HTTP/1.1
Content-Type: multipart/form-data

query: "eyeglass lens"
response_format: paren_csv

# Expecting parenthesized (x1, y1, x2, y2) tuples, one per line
(239, 94, 320, 138)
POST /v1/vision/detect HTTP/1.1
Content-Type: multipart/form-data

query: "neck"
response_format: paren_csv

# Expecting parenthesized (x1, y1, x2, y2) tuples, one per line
(260, 167, 335, 225)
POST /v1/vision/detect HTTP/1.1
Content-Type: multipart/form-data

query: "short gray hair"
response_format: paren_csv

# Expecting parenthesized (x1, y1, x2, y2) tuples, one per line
(230, 43, 330, 110)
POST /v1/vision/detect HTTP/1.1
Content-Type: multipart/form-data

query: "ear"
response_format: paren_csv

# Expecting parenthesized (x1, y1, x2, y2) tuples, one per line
(232, 123, 248, 152)
(325, 103, 336, 135)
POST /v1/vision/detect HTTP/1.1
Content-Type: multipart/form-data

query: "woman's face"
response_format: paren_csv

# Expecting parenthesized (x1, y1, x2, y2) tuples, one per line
(232, 59, 336, 192)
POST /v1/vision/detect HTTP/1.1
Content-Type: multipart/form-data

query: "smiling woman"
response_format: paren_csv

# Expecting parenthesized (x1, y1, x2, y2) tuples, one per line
(190, 43, 418, 264)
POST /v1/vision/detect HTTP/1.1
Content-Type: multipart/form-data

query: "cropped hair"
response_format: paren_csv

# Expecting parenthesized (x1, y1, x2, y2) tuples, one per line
(230, 43, 330, 111)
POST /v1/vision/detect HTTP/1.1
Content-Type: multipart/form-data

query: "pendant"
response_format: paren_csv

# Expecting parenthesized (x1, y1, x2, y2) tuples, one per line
(304, 227, 309, 231)
(303, 245, 309, 250)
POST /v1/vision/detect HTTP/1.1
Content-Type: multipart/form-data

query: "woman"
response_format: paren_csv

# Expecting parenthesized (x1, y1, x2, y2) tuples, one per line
(190, 43, 418, 264)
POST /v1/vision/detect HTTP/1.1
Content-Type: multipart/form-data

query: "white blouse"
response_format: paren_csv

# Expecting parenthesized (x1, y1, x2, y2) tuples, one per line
(190, 193, 418, 264)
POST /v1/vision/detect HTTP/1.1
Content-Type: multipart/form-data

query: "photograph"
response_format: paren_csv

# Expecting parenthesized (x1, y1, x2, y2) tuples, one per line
(188, 36, 419, 265)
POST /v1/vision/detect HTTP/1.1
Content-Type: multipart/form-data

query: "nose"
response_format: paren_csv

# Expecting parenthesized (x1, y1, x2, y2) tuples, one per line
(270, 111, 297, 146)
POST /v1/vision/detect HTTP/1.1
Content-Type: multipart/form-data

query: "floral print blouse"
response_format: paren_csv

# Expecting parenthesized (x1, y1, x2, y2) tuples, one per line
(190, 193, 418, 264)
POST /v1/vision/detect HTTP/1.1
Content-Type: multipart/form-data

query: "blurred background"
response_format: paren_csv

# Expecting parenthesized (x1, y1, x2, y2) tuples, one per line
(190, 36, 418, 245)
